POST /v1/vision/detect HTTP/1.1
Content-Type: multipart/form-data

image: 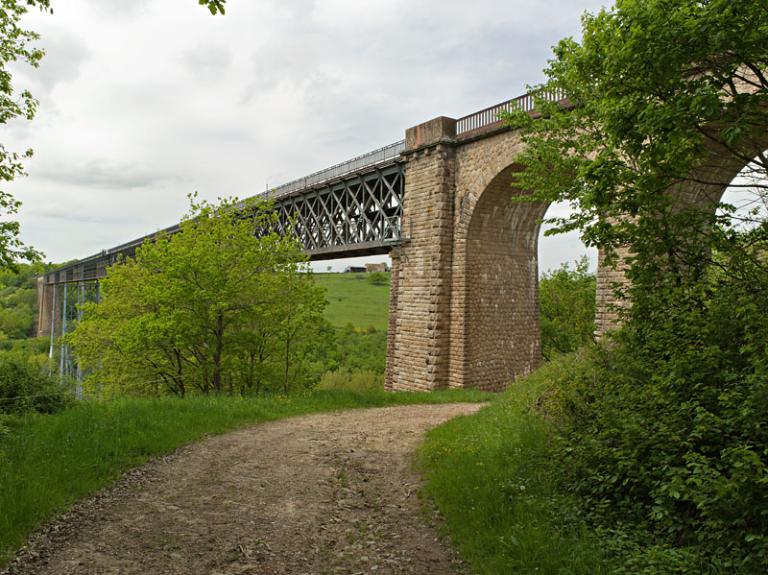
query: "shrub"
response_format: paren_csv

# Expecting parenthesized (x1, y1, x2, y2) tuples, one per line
(330, 325, 387, 374)
(367, 271, 389, 286)
(0, 361, 71, 415)
(547, 273, 768, 573)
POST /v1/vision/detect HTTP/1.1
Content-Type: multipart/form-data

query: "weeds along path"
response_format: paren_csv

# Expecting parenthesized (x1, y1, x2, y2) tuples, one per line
(4, 403, 481, 575)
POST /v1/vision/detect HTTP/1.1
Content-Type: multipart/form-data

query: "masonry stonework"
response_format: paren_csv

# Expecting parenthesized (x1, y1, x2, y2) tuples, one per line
(385, 117, 457, 392)
(387, 119, 586, 391)
(386, 118, 634, 392)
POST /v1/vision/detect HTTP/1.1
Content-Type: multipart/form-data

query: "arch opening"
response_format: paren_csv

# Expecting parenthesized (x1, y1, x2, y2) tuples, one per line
(463, 165, 547, 390)
(461, 166, 597, 391)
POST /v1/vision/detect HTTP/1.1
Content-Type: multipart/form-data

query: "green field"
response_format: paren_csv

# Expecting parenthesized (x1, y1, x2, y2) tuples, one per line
(315, 273, 390, 331)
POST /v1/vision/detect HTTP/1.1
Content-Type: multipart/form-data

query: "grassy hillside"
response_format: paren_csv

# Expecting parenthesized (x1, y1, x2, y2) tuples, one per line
(315, 273, 390, 331)
(417, 361, 609, 574)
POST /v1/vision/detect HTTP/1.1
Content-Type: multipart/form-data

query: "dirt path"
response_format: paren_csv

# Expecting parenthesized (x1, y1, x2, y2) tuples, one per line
(4, 403, 482, 575)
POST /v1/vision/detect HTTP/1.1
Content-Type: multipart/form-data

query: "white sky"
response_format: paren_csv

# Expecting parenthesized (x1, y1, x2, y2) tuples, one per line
(6, 0, 608, 273)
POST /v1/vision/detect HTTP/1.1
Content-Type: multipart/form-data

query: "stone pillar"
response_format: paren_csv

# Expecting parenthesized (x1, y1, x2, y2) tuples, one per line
(36, 277, 54, 338)
(384, 249, 400, 391)
(594, 246, 631, 338)
(386, 117, 457, 391)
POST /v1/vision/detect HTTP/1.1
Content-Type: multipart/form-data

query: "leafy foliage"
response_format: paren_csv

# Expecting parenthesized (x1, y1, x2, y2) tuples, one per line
(0, 360, 69, 415)
(507, 0, 768, 276)
(546, 290, 768, 573)
(69, 196, 327, 397)
(538, 256, 595, 360)
(504, 0, 768, 571)
(327, 324, 387, 374)
(0, 262, 51, 340)
(0, 0, 51, 266)
(367, 271, 389, 286)
(199, 0, 226, 15)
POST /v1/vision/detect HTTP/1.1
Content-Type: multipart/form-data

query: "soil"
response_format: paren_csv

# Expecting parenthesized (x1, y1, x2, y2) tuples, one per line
(3, 403, 483, 575)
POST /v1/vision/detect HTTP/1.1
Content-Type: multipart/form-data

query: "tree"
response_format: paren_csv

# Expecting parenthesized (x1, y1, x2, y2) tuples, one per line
(273, 265, 327, 393)
(69, 196, 327, 397)
(0, 0, 50, 267)
(507, 1, 768, 569)
(538, 256, 595, 360)
(507, 0, 768, 296)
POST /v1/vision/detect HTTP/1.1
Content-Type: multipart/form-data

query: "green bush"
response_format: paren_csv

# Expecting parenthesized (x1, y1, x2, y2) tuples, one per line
(548, 273, 768, 573)
(326, 324, 387, 374)
(367, 271, 389, 286)
(418, 361, 611, 574)
(0, 361, 71, 415)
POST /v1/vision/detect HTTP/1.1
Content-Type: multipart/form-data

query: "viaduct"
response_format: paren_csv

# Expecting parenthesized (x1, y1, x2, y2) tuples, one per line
(36, 90, 748, 391)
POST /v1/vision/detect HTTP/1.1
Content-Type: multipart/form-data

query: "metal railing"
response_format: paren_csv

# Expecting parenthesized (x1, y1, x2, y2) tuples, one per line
(265, 140, 406, 199)
(456, 89, 566, 135)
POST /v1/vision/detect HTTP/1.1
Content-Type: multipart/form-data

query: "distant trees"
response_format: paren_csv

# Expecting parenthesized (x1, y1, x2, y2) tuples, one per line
(538, 257, 595, 360)
(69, 197, 327, 397)
(0, 263, 44, 340)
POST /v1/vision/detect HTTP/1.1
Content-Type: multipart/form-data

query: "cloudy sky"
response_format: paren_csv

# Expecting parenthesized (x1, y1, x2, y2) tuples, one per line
(7, 0, 608, 273)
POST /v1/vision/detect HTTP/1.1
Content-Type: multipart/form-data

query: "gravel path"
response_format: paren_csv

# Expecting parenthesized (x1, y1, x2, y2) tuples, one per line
(3, 403, 482, 575)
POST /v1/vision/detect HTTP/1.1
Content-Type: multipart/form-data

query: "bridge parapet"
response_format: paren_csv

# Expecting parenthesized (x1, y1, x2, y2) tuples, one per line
(456, 89, 566, 136)
(266, 140, 405, 200)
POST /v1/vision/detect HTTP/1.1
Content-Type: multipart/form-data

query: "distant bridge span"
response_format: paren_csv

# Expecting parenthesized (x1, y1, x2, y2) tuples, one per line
(37, 89, 744, 391)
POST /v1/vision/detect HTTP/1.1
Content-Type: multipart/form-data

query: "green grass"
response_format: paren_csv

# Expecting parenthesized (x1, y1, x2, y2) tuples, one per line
(315, 273, 390, 330)
(0, 388, 488, 566)
(417, 364, 611, 574)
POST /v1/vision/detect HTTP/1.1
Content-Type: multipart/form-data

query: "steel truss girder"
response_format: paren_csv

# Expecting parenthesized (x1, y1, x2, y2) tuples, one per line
(44, 163, 405, 287)
(272, 163, 404, 254)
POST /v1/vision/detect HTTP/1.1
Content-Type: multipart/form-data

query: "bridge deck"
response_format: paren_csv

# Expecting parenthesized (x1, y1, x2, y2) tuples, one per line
(43, 90, 566, 286)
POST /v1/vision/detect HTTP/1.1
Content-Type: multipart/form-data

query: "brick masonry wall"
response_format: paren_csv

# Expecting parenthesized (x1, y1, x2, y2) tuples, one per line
(449, 132, 547, 391)
(384, 250, 400, 390)
(594, 246, 631, 338)
(387, 120, 635, 392)
(385, 134, 457, 391)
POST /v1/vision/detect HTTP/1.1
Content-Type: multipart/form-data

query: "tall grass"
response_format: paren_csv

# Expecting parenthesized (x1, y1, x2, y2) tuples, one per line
(0, 388, 489, 565)
(417, 363, 611, 574)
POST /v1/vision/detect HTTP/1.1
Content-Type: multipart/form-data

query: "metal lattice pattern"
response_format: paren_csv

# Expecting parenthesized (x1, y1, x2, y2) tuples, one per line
(270, 164, 404, 256)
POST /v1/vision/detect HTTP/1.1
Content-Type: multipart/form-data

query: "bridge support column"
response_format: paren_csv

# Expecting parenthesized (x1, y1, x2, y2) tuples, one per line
(36, 277, 55, 338)
(386, 117, 457, 391)
(595, 246, 632, 338)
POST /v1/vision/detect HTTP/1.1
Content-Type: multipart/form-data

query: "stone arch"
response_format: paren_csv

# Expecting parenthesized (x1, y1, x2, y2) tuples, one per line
(597, 135, 768, 337)
(673, 136, 768, 215)
(462, 164, 548, 390)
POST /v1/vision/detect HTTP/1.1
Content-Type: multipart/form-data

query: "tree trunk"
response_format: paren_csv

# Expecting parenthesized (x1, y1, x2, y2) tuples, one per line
(283, 335, 291, 394)
(212, 312, 225, 393)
